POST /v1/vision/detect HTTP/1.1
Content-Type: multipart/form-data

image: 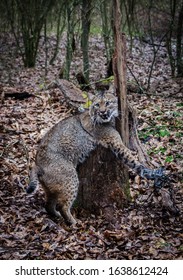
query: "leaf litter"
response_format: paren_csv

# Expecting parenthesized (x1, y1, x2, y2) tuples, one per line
(0, 34, 183, 260)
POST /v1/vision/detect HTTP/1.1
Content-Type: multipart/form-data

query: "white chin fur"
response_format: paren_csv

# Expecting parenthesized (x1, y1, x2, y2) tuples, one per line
(100, 118, 111, 123)
(97, 116, 111, 124)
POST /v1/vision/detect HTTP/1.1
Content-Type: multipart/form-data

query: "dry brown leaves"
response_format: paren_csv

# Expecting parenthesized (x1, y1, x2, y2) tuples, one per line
(0, 34, 183, 260)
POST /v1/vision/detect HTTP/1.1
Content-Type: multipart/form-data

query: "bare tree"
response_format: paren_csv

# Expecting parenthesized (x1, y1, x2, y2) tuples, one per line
(49, 0, 66, 65)
(81, 0, 92, 82)
(4, 0, 55, 67)
(176, 0, 183, 76)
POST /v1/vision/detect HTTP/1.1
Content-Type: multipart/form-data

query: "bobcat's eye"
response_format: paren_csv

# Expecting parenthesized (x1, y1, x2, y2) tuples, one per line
(105, 101, 110, 106)
(94, 103, 99, 108)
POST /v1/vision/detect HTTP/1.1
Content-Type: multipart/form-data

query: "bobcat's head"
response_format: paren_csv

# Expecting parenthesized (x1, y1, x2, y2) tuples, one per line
(89, 91, 118, 124)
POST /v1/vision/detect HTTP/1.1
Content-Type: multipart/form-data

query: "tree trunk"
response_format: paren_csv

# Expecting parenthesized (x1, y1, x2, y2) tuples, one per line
(63, 3, 75, 80)
(176, 1, 183, 77)
(77, 0, 130, 223)
(81, 0, 92, 82)
(100, 0, 113, 64)
(49, 2, 66, 65)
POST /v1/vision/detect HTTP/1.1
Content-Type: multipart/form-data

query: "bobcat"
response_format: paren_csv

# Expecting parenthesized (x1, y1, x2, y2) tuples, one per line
(27, 90, 164, 225)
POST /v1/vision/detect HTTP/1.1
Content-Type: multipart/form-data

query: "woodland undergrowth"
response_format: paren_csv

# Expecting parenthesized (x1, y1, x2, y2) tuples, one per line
(0, 34, 182, 260)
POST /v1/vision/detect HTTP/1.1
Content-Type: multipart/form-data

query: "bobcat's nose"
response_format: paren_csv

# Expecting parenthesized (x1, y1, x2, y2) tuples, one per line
(100, 110, 106, 115)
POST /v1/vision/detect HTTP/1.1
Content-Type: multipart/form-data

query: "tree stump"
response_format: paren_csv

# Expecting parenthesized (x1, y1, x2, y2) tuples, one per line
(76, 0, 151, 222)
(77, 147, 129, 217)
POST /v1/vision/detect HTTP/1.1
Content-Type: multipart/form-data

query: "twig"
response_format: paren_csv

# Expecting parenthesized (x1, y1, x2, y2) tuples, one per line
(127, 64, 145, 94)
(166, 87, 183, 98)
(19, 134, 30, 168)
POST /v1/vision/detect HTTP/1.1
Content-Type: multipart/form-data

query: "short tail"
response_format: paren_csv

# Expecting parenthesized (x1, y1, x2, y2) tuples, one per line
(27, 164, 39, 194)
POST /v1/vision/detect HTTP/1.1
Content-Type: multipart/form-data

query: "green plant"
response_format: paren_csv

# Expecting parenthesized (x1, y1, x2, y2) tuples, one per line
(158, 129, 170, 137)
(165, 155, 174, 163)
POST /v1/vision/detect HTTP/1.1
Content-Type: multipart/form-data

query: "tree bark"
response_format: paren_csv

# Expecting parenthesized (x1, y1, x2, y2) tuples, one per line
(81, 0, 92, 82)
(100, 0, 113, 64)
(63, 1, 79, 80)
(176, 1, 183, 76)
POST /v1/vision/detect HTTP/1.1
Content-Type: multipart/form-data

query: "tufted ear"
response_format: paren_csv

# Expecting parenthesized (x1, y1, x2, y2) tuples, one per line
(107, 84, 116, 96)
(90, 84, 116, 101)
(89, 91, 103, 101)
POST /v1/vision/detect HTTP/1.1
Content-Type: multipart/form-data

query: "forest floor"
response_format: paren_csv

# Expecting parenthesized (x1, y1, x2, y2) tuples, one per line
(0, 34, 183, 259)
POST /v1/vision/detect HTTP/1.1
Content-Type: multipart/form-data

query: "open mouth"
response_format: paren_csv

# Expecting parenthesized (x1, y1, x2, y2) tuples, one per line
(99, 113, 111, 122)
(100, 112, 109, 120)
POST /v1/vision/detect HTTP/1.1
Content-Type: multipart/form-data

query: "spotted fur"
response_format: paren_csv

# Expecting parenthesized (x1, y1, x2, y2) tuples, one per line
(27, 90, 162, 225)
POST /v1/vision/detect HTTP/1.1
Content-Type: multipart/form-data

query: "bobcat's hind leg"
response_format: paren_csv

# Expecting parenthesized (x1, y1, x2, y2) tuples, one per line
(60, 204, 77, 225)
(40, 163, 79, 225)
(57, 174, 79, 225)
(45, 192, 61, 218)
(57, 186, 78, 225)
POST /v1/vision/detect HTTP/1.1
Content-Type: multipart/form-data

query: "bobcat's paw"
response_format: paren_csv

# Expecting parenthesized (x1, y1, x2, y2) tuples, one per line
(141, 167, 165, 180)
(141, 167, 169, 189)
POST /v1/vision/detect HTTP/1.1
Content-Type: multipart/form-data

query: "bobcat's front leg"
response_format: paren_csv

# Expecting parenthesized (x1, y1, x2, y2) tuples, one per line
(97, 126, 166, 185)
